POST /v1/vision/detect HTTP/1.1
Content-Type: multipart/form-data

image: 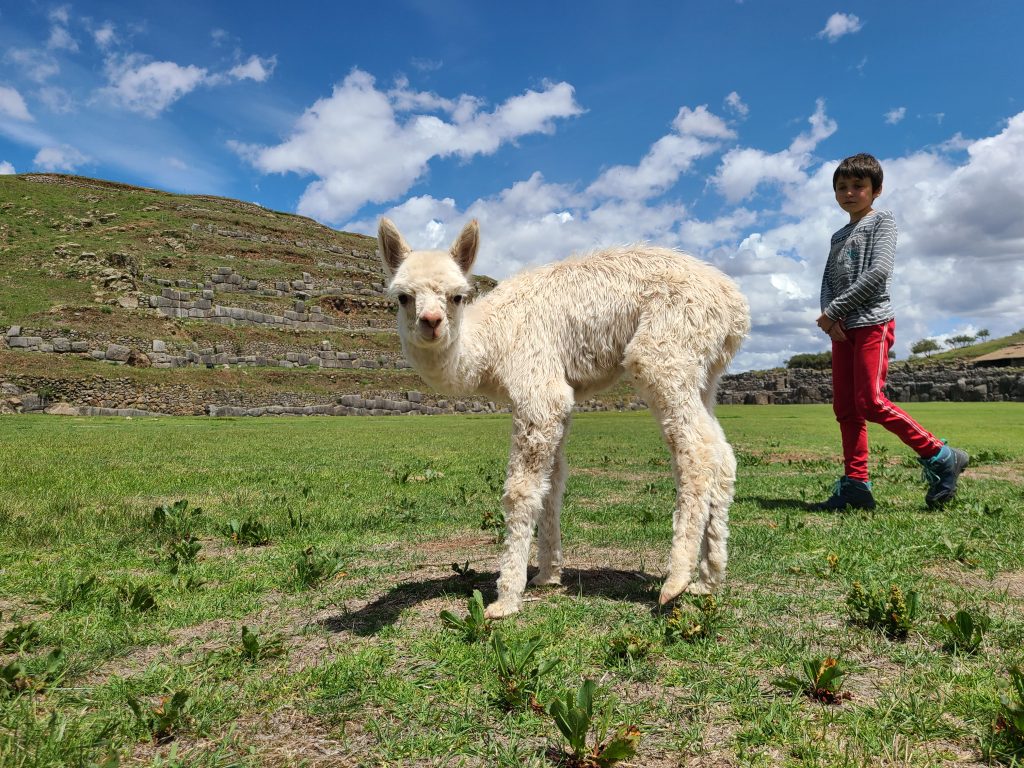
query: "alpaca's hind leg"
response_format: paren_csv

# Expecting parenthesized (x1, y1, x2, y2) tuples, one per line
(529, 413, 571, 588)
(657, 402, 719, 605)
(486, 402, 570, 619)
(689, 436, 735, 594)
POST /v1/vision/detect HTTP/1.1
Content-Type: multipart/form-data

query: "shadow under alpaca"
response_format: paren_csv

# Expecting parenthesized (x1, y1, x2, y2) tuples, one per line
(317, 567, 663, 637)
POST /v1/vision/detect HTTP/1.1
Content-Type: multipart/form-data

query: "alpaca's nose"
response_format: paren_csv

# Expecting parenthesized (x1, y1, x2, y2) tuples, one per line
(419, 311, 443, 329)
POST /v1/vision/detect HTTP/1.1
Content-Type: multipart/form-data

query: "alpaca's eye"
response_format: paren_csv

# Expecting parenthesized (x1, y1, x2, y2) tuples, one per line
(452, 294, 463, 305)
(397, 294, 410, 306)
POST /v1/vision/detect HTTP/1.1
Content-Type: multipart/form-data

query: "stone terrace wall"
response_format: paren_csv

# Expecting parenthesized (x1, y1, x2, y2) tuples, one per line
(719, 365, 1024, 405)
(4, 326, 410, 371)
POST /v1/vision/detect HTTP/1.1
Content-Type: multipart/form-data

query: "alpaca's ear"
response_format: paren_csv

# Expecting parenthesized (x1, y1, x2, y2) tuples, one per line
(378, 218, 410, 276)
(449, 219, 479, 275)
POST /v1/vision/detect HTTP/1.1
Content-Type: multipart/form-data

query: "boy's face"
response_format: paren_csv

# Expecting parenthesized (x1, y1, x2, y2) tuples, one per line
(834, 174, 881, 221)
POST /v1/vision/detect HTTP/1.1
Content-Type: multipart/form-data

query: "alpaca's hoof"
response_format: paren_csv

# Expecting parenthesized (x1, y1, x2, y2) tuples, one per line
(528, 570, 562, 588)
(658, 579, 689, 606)
(484, 599, 521, 619)
(684, 581, 714, 596)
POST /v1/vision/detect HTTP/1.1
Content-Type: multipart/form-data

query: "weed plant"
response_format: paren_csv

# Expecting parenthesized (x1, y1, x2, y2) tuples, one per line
(490, 631, 559, 711)
(846, 581, 919, 639)
(291, 546, 345, 589)
(439, 589, 491, 642)
(127, 690, 193, 744)
(774, 656, 851, 704)
(663, 594, 724, 643)
(938, 608, 991, 655)
(545, 679, 641, 767)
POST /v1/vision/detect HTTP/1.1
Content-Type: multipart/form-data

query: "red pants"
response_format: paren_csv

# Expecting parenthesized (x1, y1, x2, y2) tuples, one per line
(832, 320, 943, 481)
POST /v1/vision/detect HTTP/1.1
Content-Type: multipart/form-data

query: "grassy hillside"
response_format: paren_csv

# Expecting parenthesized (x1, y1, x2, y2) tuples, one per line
(909, 330, 1024, 365)
(0, 174, 514, 407)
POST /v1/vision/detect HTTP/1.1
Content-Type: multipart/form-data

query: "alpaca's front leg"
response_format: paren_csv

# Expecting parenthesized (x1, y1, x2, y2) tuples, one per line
(486, 411, 567, 619)
(529, 414, 571, 588)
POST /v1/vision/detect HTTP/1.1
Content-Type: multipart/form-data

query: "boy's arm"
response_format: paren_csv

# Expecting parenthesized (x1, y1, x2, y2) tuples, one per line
(823, 213, 896, 320)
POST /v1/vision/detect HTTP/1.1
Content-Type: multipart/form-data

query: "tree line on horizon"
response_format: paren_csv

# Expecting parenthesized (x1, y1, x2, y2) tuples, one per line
(784, 328, 1001, 370)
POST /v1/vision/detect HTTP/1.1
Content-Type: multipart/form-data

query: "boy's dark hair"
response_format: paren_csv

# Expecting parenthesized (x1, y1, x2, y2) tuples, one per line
(833, 153, 883, 191)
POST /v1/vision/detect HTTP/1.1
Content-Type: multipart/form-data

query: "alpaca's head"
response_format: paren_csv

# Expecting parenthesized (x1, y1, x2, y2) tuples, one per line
(378, 217, 479, 350)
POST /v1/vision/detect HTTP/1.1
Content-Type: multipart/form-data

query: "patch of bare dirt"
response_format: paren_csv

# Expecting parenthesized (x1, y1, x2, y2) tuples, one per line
(926, 565, 1024, 600)
(121, 707, 365, 767)
(572, 467, 667, 481)
(966, 463, 1024, 485)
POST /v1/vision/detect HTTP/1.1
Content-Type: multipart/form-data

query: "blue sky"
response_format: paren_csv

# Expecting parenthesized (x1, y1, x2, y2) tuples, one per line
(2, 1, 1023, 370)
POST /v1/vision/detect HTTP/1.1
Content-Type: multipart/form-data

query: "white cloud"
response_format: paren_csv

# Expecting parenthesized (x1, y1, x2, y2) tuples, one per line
(37, 86, 74, 114)
(0, 85, 33, 122)
(818, 12, 863, 42)
(49, 5, 71, 25)
(411, 58, 443, 73)
(234, 69, 584, 222)
(93, 22, 117, 49)
(349, 99, 1024, 370)
(724, 91, 749, 118)
(885, 107, 906, 125)
(33, 144, 89, 172)
(583, 105, 735, 201)
(0, 161, 15, 174)
(228, 55, 277, 82)
(672, 105, 736, 139)
(5, 48, 60, 83)
(47, 25, 78, 52)
(99, 54, 208, 116)
(712, 99, 836, 202)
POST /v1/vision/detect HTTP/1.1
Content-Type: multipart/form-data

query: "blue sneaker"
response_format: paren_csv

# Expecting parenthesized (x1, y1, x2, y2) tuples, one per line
(812, 476, 876, 511)
(919, 443, 969, 508)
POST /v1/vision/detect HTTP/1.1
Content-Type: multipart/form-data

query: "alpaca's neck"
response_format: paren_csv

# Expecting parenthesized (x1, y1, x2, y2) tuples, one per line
(403, 319, 487, 397)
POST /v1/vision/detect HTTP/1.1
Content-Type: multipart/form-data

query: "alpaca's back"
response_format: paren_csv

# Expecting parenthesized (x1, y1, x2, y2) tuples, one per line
(469, 246, 749, 397)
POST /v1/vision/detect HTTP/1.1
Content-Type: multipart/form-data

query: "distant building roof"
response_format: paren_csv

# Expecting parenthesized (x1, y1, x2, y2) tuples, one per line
(973, 344, 1024, 366)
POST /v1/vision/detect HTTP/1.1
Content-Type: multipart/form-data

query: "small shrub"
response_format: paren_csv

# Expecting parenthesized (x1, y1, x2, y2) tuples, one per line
(938, 609, 991, 655)
(774, 656, 851, 704)
(166, 536, 201, 573)
(490, 631, 559, 711)
(938, 528, 982, 565)
(480, 508, 505, 540)
(0, 622, 41, 652)
(992, 667, 1024, 760)
(605, 632, 654, 664)
(240, 626, 285, 662)
(0, 649, 65, 699)
(545, 679, 641, 767)
(846, 581, 919, 639)
(1, 661, 32, 699)
(117, 582, 158, 614)
(291, 547, 345, 589)
(54, 574, 100, 611)
(439, 589, 491, 642)
(664, 595, 723, 643)
(152, 499, 203, 539)
(128, 690, 192, 744)
(225, 517, 271, 547)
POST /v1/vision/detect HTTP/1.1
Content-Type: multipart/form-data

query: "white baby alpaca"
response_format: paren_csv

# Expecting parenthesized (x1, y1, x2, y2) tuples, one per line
(378, 218, 750, 618)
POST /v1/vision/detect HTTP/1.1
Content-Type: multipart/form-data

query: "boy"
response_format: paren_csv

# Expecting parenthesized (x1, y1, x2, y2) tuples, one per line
(814, 153, 968, 511)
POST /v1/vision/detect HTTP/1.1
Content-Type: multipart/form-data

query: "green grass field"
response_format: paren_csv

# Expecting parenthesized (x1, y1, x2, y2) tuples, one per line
(1, 404, 1022, 767)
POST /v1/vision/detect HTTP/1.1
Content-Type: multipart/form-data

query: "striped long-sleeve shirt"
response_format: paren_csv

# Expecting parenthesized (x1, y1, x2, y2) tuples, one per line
(820, 209, 896, 329)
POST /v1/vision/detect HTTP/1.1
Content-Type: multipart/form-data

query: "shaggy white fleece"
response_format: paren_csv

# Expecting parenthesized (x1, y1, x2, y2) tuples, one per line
(379, 218, 750, 618)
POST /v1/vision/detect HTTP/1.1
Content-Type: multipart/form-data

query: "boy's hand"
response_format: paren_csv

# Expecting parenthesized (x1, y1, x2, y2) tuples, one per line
(816, 313, 848, 341)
